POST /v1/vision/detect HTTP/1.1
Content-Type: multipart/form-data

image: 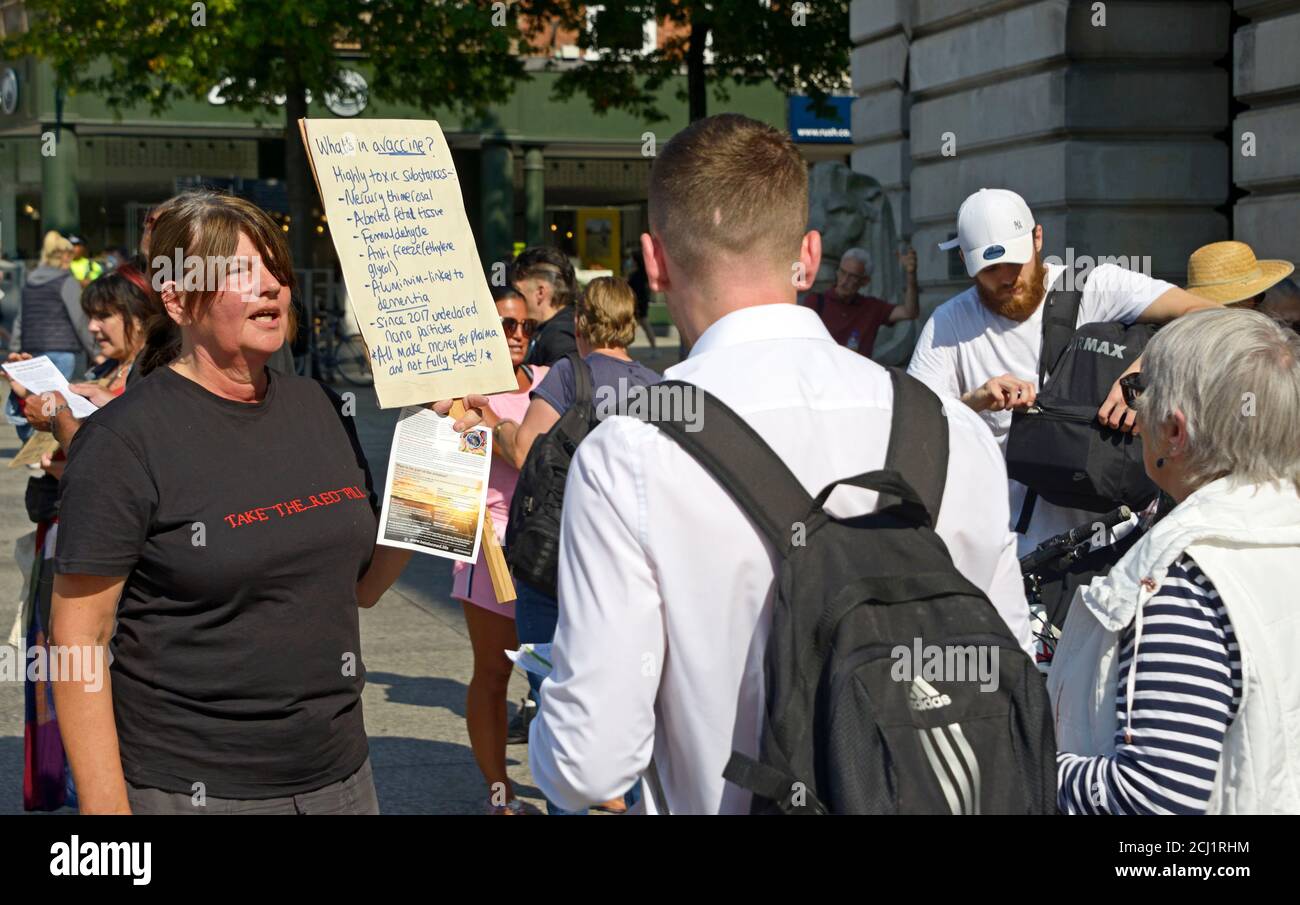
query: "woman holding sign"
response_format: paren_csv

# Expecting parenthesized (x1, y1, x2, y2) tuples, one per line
(50, 191, 412, 814)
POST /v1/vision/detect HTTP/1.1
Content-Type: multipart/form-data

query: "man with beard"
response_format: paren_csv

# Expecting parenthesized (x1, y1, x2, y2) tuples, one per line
(907, 188, 1216, 550)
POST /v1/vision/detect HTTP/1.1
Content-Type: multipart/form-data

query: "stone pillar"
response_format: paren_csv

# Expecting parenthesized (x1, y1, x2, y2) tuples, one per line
(40, 122, 79, 235)
(523, 147, 545, 247)
(849, 0, 914, 364)
(850, 0, 911, 237)
(1232, 0, 1300, 266)
(480, 141, 514, 271)
(0, 148, 16, 258)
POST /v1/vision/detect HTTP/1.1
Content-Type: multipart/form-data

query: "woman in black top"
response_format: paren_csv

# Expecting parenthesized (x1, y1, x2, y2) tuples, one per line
(52, 192, 411, 814)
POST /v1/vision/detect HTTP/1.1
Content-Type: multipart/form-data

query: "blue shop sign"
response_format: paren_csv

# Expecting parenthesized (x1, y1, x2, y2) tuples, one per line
(788, 95, 852, 144)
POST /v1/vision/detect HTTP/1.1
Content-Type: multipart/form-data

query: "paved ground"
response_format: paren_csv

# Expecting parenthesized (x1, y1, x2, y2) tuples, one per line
(0, 342, 676, 815)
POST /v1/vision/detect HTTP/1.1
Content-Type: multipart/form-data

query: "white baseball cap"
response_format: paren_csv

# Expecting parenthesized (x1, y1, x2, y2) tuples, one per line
(938, 188, 1036, 278)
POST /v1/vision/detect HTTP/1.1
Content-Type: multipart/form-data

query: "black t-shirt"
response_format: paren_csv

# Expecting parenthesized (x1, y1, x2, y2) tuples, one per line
(526, 305, 577, 367)
(628, 268, 650, 318)
(56, 366, 379, 799)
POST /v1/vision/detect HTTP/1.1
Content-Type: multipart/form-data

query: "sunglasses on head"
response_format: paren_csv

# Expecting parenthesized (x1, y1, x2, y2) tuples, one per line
(501, 316, 539, 337)
(1119, 372, 1147, 408)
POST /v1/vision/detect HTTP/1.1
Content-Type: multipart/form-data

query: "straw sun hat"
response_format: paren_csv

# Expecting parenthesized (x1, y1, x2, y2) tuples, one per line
(1186, 241, 1294, 305)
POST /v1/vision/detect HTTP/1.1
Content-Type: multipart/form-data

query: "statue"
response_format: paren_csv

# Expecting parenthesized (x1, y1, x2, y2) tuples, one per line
(806, 161, 917, 366)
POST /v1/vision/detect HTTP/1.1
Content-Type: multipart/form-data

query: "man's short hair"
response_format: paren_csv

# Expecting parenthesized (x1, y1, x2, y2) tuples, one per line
(509, 245, 577, 308)
(648, 113, 809, 280)
(841, 247, 873, 276)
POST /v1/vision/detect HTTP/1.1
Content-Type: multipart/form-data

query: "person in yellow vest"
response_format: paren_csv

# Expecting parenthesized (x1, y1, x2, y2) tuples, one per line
(66, 234, 104, 287)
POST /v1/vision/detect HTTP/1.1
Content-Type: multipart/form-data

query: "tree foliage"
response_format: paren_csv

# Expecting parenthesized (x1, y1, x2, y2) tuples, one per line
(2, 0, 525, 119)
(2, 0, 528, 264)
(518, 0, 850, 122)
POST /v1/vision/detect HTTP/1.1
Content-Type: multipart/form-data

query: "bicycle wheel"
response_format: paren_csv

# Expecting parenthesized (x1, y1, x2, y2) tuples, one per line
(335, 333, 374, 386)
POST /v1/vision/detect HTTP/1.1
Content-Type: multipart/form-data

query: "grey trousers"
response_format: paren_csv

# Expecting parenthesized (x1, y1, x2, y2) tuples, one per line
(126, 757, 379, 815)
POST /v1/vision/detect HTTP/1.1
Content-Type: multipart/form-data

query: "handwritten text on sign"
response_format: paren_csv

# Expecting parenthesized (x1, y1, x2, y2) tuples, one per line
(302, 120, 515, 407)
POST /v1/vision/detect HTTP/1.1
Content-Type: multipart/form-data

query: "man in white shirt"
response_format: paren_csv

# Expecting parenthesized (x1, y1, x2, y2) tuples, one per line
(906, 189, 1218, 552)
(527, 114, 1033, 815)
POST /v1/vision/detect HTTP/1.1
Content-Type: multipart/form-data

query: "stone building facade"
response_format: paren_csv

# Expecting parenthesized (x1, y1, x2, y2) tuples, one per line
(850, 0, 1300, 363)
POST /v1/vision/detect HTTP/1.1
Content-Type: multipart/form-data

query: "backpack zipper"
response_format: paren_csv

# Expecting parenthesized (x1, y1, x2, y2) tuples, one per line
(1022, 402, 1098, 424)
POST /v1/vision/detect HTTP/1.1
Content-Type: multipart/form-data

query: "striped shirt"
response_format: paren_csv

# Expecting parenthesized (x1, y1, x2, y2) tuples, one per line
(1058, 555, 1242, 814)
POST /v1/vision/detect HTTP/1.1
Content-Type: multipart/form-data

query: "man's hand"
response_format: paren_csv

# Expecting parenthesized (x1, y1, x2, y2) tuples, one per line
(68, 382, 115, 408)
(898, 246, 918, 275)
(430, 395, 491, 432)
(2, 351, 33, 398)
(963, 374, 1037, 414)
(1099, 358, 1142, 434)
(23, 391, 67, 433)
(40, 453, 65, 480)
(889, 245, 921, 324)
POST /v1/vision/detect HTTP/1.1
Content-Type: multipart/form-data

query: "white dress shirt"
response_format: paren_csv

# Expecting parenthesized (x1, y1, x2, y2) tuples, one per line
(529, 302, 1032, 815)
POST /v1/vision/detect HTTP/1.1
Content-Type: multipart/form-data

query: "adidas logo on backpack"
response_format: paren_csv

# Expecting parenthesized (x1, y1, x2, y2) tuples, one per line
(908, 677, 952, 712)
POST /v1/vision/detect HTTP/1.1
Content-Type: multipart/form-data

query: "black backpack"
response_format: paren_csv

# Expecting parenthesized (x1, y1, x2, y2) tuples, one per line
(505, 352, 595, 598)
(1005, 288, 1159, 528)
(645, 369, 1057, 815)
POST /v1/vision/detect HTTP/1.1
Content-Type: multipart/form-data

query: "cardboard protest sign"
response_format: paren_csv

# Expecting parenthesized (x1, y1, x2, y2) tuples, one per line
(300, 119, 516, 407)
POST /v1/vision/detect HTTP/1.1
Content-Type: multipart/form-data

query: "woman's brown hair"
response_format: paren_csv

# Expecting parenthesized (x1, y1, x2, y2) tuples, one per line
(80, 266, 159, 360)
(137, 191, 298, 375)
(577, 276, 637, 349)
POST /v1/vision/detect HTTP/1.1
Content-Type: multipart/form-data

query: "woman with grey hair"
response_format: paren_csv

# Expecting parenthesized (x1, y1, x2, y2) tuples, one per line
(1049, 306, 1300, 814)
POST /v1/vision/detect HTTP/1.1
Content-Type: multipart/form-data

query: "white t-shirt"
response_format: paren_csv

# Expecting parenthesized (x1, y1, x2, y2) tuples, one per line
(907, 263, 1174, 552)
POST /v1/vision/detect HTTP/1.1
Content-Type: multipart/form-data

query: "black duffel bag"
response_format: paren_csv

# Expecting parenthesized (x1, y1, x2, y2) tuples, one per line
(1006, 288, 1159, 517)
(1007, 397, 1156, 512)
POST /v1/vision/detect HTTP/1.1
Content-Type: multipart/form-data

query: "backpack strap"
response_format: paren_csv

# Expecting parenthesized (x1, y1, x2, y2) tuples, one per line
(1017, 287, 1081, 534)
(1014, 489, 1038, 536)
(567, 351, 595, 423)
(1038, 288, 1082, 385)
(883, 368, 948, 523)
(641, 380, 814, 551)
(723, 752, 828, 814)
(812, 468, 935, 529)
